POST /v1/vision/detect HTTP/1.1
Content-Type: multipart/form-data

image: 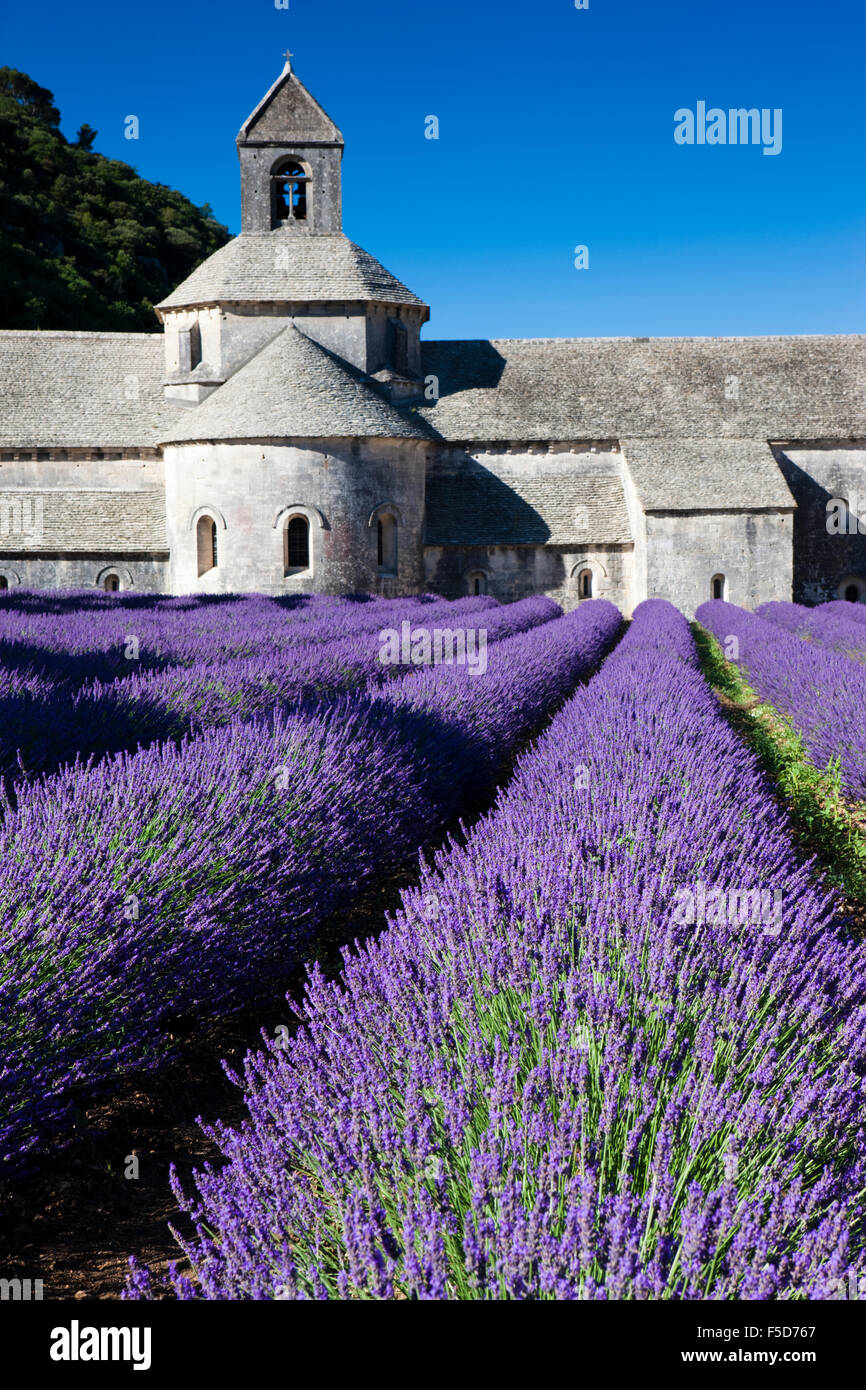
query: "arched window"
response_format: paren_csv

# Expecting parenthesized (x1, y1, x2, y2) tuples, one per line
(845, 584, 860, 603)
(272, 159, 309, 225)
(103, 573, 120, 593)
(841, 577, 865, 603)
(577, 568, 593, 601)
(197, 515, 218, 577)
(711, 574, 726, 601)
(0, 576, 7, 592)
(285, 515, 310, 573)
(468, 571, 487, 597)
(377, 514, 398, 574)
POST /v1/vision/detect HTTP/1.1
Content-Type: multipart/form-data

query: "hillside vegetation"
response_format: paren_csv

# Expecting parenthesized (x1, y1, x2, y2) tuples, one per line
(0, 68, 230, 331)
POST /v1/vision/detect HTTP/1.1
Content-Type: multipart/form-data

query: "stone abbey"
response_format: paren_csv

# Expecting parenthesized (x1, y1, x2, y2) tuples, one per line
(1, 58, 864, 614)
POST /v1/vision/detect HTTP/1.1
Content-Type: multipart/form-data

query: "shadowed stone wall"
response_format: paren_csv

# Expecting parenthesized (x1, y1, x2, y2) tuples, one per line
(775, 445, 866, 604)
(423, 542, 633, 611)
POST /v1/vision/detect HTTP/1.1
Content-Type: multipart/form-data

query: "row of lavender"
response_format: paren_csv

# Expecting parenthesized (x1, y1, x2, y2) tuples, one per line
(757, 599, 866, 662)
(0, 592, 450, 778)
(0, 593, 362, 685)
(0, 592, 496, 685)
(0, 600, 622, 1173)
(128, 599, 866, 1299)
(1, 593, 558, 788)
(698, 599, 866, 800)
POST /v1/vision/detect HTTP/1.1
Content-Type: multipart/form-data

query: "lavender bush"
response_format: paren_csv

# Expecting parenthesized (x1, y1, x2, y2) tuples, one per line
(699, 599, 866, 800)
(1, 600, 619, 1171)
(822, 600, 866, 628)
(126, 600, 865, 1300)
(0, 593, 513, 788)
(0, 591, 487, 690)
(65, 594, 557, 761)
(0, 594, 313, 685)
(758, 599, 866, 662)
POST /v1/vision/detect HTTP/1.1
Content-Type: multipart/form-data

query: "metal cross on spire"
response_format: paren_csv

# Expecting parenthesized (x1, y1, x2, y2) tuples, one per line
(283, 48, 294, 72)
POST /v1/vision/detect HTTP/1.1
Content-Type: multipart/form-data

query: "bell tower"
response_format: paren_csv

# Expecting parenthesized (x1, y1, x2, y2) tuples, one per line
(158, 52, 428, 397)
(236, 53, 344, 235)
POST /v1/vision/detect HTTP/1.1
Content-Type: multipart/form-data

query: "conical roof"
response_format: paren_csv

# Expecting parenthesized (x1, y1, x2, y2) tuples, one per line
(156, 233, 426, 312)
(159, 325, 430, 444)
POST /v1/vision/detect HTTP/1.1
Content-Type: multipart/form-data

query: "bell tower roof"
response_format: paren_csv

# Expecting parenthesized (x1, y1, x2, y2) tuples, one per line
(234, 55, 345, 236)
(237, 55, 343, 147)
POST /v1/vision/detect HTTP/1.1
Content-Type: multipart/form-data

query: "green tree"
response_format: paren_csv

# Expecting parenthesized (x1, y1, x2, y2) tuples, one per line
(0, 67, 230, 331)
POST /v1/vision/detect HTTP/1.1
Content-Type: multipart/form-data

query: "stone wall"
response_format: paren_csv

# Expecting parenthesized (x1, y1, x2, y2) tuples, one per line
(238, 144, 343, 236)
(163, 437, 427, 595)
(0, 556, 168, 591)
(619, 456, 649, 609)
(644, 510, 794, 616)
(0, 455, 168, 591)
(163, 303, 426, 393)
(423, 543, 634, 610)
(0, 453, 164, 497)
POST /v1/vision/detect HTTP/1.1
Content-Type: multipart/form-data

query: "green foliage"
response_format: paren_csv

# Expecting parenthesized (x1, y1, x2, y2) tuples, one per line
(0, 66, 230, 331)
(693, 622, 866, 910)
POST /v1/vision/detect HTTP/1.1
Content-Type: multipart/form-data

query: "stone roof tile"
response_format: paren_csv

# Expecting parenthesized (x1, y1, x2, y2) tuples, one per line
(425, 460, 632, 545)
(621, 437, 795, 511)
(418, 335, 866, 443)
(0, 488, 166, 552)
(0, 331, 180, 449)
(157, 233, 426, 311)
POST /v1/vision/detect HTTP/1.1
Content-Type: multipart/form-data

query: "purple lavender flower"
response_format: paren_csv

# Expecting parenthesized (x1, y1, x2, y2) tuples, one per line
(124, 599, 866, 1300)
(1, 593, 552, 787)
(1, 598, 620, 1171)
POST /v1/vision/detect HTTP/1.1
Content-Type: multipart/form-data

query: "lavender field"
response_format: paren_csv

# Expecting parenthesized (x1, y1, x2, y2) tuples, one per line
(699, 599, 866, 800)
(1, 590, 864, 1301)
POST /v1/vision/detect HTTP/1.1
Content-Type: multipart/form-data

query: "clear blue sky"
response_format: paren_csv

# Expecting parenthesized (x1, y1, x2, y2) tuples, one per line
(6, 0, 865, 339)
